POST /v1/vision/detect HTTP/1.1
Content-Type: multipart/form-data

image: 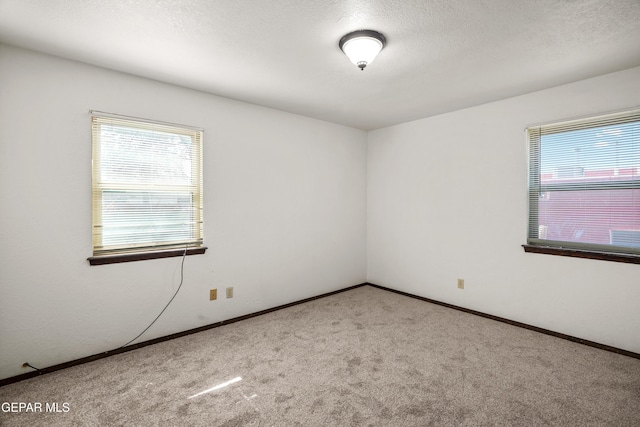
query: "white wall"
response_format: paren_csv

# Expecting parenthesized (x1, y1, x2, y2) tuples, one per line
(2, 42, 638, 383)
(0, 44, 367, 380)
(368, 66, 640, 353)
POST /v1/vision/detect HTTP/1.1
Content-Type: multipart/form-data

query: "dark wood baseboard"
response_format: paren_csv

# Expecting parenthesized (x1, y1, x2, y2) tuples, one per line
(367, 282, 640, 360)
(3, 281, 637, 387)
(0, 283, 367, 388)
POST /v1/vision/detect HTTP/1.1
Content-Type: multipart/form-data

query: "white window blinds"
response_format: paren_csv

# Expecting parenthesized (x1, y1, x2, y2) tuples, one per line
(527, 108, 640, 255)
(91, 113, 203, 257)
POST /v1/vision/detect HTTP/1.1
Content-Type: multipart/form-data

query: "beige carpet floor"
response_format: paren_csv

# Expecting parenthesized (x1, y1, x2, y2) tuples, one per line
(1, 285, 639, 426)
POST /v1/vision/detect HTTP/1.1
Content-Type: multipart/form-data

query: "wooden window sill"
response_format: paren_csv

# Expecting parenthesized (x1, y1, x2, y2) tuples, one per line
(88, 247, 207, 265)
(522, 244, 640, 264)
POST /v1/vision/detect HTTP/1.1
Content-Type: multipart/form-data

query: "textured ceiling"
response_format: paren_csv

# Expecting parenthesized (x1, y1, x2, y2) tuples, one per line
(1, 0, 639, 130)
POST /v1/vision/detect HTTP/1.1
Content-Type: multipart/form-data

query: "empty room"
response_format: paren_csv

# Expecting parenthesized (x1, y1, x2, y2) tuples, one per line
(1, 1, 639, 425)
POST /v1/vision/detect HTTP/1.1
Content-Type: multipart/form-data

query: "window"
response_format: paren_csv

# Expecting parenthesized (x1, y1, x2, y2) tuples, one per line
(525, 108, 640, 263)
(89, 112, 205, 265)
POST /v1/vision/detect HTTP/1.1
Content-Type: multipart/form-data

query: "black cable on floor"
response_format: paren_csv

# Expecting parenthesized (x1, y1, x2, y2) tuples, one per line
(22, 362, 42, 373)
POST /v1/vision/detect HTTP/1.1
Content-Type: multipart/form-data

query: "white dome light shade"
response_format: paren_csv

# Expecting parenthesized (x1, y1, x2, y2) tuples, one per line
(339, 30, 386, 70)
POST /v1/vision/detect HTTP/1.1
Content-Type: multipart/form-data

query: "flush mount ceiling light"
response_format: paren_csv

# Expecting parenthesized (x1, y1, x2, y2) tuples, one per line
(339, 30, 386, 70)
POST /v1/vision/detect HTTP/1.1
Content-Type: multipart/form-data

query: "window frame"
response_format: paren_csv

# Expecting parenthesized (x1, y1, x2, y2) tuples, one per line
(524, 108, 640, 264)
(88, 111, 206, 265)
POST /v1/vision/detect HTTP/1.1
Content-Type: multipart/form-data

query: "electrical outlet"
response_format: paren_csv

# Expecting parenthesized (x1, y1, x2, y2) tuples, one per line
(210, 289, 217, 300)
(226, 287, 233, 298)
(457, 279, 464, 289)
